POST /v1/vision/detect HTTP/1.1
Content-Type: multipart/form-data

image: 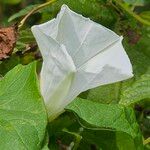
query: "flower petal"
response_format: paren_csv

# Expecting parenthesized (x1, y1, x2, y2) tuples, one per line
(31, 26, 76, 119)
(36, 4, 120, 69)
(35, 18, 57, 39)
(58, 5, 120, 68)
(31, 4, 133, 121)
(55, 5, 81, 57)
(65, 37, 133, 101)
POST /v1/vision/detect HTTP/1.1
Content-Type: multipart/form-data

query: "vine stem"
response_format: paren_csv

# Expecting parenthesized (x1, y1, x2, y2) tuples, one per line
(62, 128, 82, 150)
(18, 0, 57, 29)
(113, 0, 150, 26)
(143, 137, 150, 145)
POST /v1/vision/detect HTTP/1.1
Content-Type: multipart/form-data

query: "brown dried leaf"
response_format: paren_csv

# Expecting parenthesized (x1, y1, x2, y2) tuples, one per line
(0, 26, 17, 60)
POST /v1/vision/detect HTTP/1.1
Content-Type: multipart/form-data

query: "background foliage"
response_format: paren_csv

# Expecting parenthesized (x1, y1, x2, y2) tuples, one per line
(0, 0, 150, 149)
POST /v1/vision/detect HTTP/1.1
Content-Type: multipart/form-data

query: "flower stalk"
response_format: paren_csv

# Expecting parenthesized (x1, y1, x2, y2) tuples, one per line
(18, 0, 57, 29)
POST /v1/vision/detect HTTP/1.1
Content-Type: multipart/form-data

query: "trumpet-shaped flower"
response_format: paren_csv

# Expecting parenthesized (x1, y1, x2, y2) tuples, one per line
(31, 4, 133, 121)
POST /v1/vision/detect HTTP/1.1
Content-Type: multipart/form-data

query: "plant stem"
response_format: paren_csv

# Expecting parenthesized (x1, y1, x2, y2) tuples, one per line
(143, 137, 150, 145)
(62, 128, 82, 150)
(113, 0, 150, 26)
(72, 134, 82, 150)
(18, 0, 57, 29)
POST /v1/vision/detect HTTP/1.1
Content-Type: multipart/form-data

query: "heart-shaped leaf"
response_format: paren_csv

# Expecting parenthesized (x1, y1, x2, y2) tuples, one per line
(0, 62, 47, 149)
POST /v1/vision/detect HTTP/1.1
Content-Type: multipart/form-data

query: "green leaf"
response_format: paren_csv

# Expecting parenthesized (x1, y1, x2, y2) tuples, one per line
(48, 114, 139, 150)
(115, 132, 137, 150)
(124, 40, 150, 77)
(140, 11, 150, 23)
(47, 112, 83, 149)
(123, 0, 149, 6)
(79, 130, 118, 150)
(8, 4, 39, 22)
(15, 29, 35, 52)
(0, 62, 47, 149)
(18, 29, 35, 43)
(0, 0, 21, 5)
(86, 82, 122, 104)
(120, 72, 150, 106)
(79, 130, 137, 150)
(66, 98, 143, 149)
(41, 132, 49, 150)
(0, 54, 21, 76)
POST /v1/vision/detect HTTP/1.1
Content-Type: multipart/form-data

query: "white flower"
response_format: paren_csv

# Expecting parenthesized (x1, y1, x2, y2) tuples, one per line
(31, 4, 133, 121)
